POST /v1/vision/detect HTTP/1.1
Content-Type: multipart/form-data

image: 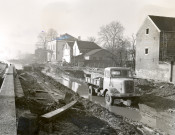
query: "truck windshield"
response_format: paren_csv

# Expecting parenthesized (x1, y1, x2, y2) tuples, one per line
(111, 70, 129, 78)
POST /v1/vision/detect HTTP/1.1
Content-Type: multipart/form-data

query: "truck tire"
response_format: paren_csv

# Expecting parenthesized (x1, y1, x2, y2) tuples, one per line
(89, 86, 97, 96)
(131, 97, 140, 107)
(105, 91, 114, 105)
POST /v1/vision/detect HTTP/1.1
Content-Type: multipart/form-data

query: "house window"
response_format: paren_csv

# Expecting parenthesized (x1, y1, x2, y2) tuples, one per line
(145, 48, 148, 55)
(146, 28, 149, 34)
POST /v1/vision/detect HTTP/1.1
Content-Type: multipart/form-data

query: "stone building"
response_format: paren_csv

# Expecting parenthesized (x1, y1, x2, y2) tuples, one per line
(136, 15, 175, 82)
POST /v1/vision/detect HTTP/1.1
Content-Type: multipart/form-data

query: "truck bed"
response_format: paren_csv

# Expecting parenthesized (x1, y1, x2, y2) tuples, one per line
(85, 76, 103, 88)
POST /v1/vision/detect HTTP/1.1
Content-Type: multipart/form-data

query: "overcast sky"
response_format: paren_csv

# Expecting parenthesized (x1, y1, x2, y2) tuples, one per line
(0, 0, 175, 60)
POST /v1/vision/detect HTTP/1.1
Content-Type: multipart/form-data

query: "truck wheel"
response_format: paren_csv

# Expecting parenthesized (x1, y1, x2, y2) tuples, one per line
(89, 86, 97, 96)
(131, 97, 140, 107)
(105, 91, 114, 105)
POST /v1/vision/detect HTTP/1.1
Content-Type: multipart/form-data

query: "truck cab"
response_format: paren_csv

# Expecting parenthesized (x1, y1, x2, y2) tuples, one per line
(102, 67, 138, 105)
(86, 67, 139, 106)
(103, 67, 134, 94)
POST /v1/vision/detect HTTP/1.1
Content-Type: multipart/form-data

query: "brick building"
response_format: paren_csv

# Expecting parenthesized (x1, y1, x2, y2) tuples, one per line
(136, 15, 175, 82)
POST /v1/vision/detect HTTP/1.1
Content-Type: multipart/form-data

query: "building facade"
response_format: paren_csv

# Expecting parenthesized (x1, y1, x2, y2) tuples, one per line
(136, 15, 175, 82)
(72, 41, 101, 66)
(84, 49, 117, 68)
(47, 33, 77, 63)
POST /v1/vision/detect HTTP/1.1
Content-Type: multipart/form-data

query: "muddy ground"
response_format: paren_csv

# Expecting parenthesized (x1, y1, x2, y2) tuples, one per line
(15, 68, 142, 135)
(60, 65, 175, 112)
(135, 78, 175, 111)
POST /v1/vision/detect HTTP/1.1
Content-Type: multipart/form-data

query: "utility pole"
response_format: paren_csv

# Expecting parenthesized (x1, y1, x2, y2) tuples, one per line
(120, 52, 122, 66)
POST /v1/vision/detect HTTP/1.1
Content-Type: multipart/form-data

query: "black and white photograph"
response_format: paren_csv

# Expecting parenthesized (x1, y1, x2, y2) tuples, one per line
(0, 0, 175, 134)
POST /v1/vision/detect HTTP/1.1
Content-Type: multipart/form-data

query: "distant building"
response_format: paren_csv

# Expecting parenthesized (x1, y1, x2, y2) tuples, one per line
(136, 15, 175, 82)
(35, 48, 47, 63)
(47, 33, 77, 62)
(73, 41, 101, 56)
(84, 49, 117, 68)
(72, 41, 101, 66)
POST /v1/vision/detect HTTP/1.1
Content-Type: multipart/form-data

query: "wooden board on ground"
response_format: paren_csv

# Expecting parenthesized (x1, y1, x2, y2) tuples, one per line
(40, 100, 77, 122)
(36, 98, 47, 100)
(35, 90, 48, 93)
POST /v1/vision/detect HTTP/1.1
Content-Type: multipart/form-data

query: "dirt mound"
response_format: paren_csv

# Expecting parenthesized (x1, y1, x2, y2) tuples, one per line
(140, 94, 175, 111)
(135, 78, 175, 110)
(150, 82, 175, 98)
(51, 108, 118, 135)
(79, 98, 140, 135)
(135, 78, 155, 93)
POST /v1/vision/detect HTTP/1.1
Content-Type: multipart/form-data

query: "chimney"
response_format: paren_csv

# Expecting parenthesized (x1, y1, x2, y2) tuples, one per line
(78, 36, 81, 41)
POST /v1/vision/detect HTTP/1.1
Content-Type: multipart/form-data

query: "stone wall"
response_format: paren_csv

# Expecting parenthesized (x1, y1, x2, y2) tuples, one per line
(0, 65, 17, 135)
(136, 62, 171, 82)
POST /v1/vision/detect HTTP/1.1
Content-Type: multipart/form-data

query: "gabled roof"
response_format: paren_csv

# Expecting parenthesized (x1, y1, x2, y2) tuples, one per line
(84, 49, 103, 56)
(66, 41, 74, 48)
(56, 33, 77, 41)
(149, 15, 175, 31)
(76, 41, 101, 50)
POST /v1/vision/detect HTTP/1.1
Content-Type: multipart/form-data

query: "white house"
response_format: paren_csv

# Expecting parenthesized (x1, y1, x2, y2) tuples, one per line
(73, 40, 101, 57)
(62, 41, 74, 63)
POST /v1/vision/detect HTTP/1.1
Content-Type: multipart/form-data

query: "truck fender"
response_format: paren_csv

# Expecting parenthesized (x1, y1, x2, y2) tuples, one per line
(108, 88, 120, 95)
(101, 89, 108, 96)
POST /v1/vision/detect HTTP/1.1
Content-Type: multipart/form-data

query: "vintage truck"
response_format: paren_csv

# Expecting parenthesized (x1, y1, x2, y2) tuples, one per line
(85, 67, 140, 106)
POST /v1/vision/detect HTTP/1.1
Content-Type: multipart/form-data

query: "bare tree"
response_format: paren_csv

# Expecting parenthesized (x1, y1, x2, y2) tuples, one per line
(47, 28, 58, 41)
(36, 31, 48, 49)
(98, 21, 130, 66)
(35, 29, 58, 63)
(36, 28, 58, 49)
(98, 21, 124, 48)
(128, 34, 136, 70)
(87, 36, 96, 42)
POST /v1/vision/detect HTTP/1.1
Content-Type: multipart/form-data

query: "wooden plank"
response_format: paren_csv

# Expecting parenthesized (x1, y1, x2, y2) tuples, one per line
(35, 90, 48, 93)
(40, 100, 77, 122)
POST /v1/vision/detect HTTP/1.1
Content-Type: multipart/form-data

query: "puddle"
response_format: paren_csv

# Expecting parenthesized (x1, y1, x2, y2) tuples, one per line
(139, 104, 175, 135)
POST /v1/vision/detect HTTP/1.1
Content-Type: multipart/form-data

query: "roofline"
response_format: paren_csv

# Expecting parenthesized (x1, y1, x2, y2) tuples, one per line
(136, 16, 161, 35)
(84, 49, 103, 56)
(161, 31, 175, 33)
(147, 16, 161, 32)
(105, 67, 131, 70)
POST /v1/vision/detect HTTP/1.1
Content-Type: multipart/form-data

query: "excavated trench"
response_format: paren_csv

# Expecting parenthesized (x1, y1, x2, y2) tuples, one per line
(14, 63, 175, 135)
(15, 69, 141, 135)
